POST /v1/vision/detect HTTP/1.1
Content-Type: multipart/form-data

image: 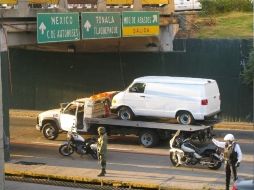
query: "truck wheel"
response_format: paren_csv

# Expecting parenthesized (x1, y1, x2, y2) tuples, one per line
(139, 130, 159, 148)
(118, 107, 134, 120)
(42, 123, 59, 140)
(177, 111, 194, 125)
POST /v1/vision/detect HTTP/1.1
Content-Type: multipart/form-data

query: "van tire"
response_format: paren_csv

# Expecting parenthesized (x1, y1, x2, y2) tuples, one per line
(118, 107, 134, 120)
(42, 123, 59, 140)
(139, 130, 159, 148)
(177, 111, 194, 125)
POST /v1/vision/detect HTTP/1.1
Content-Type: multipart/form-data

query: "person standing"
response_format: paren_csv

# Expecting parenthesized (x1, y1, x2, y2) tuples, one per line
(212, 134, 242, 190)
(97, 126, 108, 177)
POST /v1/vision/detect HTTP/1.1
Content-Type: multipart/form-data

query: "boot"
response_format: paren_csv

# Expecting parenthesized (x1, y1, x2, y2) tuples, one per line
(97, 169, 106, 177)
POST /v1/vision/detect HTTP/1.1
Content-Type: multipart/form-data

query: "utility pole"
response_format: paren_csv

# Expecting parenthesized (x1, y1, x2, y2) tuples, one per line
(0, 26, 7, 190)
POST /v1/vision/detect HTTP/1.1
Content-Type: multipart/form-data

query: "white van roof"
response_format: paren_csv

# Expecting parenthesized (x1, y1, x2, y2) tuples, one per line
(133, 76, 215, 85)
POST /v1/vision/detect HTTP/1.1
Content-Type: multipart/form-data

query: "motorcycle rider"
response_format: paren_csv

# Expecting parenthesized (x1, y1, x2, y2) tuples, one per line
(212, 134, 242, 190)
(97, 126, 108, 177)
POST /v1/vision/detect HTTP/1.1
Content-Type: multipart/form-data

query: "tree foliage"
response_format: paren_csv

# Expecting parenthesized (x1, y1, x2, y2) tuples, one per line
(200, 0, 253, 15)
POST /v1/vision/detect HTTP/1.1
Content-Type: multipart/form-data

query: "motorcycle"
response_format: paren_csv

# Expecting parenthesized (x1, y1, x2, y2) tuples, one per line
(59, 127, 98, 159)
(169, 130, 223, 170)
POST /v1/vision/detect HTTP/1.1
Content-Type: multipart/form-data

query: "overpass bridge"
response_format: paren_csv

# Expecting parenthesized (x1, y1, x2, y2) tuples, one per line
(0, 0, 179, 52)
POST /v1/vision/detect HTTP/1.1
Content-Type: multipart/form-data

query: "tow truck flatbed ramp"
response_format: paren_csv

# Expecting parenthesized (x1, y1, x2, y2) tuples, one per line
(85, 117, 211, 131)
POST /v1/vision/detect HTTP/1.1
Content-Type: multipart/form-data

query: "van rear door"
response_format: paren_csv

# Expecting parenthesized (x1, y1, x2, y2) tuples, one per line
(204, 81, 221, 115)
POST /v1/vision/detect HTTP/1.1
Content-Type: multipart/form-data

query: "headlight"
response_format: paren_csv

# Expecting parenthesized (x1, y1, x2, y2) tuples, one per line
(112, 99, 116, 104)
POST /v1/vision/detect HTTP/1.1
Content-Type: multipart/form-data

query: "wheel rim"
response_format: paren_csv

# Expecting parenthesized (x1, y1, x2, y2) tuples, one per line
(61, 146, 73, 155)
(179, 114, 190, 124)
(45, 126, 55, 137)
(141, 133, 153, 147)
(120, 110, 130, 120)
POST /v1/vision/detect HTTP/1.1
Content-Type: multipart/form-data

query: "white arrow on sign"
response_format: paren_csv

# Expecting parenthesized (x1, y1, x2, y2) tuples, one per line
(84, 20, 92, 32)
(39, 22, 46, 35)
(152, 15, 158, 23)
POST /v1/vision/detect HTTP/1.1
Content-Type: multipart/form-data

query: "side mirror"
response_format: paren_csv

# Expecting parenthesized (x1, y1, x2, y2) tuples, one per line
(60, 102, 68, 112)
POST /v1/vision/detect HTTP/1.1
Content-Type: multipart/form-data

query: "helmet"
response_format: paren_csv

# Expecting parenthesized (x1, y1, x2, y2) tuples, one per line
(224, 134, 235, 141)
(98, 126, 106, 135)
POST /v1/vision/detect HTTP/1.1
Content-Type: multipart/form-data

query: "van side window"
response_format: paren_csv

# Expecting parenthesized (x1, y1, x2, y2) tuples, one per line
(129, 83, 146, 93)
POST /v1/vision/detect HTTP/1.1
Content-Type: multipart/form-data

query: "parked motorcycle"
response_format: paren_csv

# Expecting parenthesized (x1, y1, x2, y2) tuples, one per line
(169, 130, 223, 170)
(59, 127, 98, 159)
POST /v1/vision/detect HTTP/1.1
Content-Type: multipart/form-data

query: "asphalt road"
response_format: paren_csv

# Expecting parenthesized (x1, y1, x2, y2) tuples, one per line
(7, 116, 254, 188)
(9, 117, 254, 156)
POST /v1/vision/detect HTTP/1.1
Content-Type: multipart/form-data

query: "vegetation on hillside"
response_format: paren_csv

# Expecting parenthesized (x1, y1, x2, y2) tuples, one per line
(194, 12, 253, 38)
(177, 0, 253, 38)
(200, 0, 253, 15)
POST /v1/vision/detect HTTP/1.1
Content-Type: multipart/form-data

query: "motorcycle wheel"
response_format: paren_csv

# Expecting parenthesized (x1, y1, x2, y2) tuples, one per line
(59, 144, 74, 156)
(208, 161, 222, 170)
(90, 150, 98, 160)
(169, 152, 179, 167)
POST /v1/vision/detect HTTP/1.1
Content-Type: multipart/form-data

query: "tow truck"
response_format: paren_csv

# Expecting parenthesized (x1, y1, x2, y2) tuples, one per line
(36, 94, 216, 147)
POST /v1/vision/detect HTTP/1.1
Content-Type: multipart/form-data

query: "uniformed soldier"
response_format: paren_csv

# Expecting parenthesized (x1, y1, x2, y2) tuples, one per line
(212, 134, 242, 190)
(97, 126, 108, 177)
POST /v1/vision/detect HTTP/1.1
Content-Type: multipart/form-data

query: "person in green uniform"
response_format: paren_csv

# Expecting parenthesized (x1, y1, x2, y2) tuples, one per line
(97, 126, 108, 177)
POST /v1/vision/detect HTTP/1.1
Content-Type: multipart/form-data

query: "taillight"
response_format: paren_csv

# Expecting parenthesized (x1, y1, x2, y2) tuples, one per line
(232, 183, 238, 190)
(201, 99, 208, 105)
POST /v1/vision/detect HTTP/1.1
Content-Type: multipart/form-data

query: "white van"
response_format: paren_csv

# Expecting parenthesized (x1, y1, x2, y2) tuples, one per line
(111, 76, 221, 125)
(174, 0, 202, 11)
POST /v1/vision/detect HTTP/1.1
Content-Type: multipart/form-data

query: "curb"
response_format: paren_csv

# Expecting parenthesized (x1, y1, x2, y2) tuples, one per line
(214, 122, 253, 131)
(5, 163, 223, 190)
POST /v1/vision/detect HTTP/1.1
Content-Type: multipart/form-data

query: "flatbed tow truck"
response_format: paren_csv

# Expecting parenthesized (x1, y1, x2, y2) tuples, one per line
(36, 97, 217, 147)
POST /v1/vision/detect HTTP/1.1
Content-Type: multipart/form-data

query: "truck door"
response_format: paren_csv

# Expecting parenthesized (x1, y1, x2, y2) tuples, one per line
(59, 102, 78, 132)
(124, 82, 147, 115)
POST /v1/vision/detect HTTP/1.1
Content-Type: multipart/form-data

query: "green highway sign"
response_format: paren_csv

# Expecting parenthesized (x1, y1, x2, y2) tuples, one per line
(81, 12, 121, 39)
(37, 13, 80, 43)
(122, 11, 160, 37)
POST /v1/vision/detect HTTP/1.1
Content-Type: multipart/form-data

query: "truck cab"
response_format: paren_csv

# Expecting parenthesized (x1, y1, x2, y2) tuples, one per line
(36, 98, 105, 140)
